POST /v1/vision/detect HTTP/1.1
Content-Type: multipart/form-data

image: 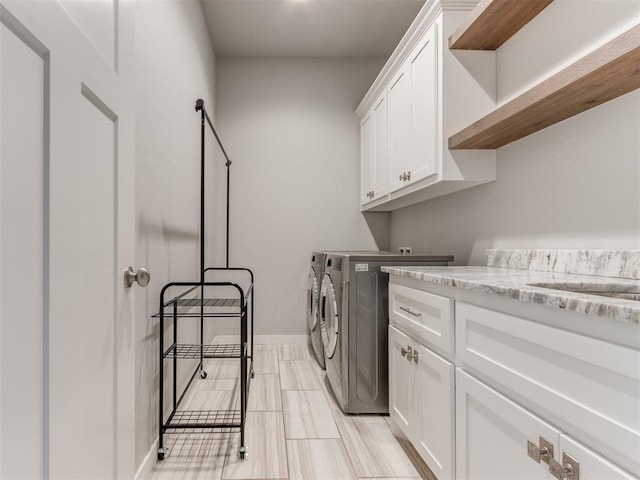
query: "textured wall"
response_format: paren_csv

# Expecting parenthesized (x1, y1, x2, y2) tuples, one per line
(214, 57, 386, 336)
(134, 0, 217, 470)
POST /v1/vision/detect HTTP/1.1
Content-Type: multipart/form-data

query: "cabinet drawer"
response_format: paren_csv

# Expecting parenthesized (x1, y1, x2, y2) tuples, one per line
(389, 282, 454, 357)
(560, 435, 638, 480)
(456, 302, 640, 477)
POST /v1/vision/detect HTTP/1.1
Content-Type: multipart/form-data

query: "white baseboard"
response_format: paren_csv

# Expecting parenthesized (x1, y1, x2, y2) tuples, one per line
(135, 440, 157, 480)
(214, 334, 308, 345)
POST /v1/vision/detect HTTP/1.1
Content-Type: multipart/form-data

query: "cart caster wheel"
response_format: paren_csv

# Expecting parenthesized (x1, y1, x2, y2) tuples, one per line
(250, 370, 255, 379)
(200, 370, 207, 379)
(239, 446, 247, 459)
(157, 448, 166, 461)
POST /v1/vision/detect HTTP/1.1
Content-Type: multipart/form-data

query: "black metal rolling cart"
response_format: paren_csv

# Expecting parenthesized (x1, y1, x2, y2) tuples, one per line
(154, 99, 254, 461)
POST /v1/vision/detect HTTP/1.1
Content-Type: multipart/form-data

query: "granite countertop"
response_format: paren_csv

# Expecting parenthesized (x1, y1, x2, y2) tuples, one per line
(381, 250, 640, 325)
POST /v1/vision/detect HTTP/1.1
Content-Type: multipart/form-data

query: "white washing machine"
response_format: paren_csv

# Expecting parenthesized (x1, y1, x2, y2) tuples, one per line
(307, 252, 326, 368)
(320, 252, 453, 414)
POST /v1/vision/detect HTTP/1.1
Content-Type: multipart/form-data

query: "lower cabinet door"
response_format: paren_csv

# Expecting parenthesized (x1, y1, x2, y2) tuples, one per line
(558, 435, 638, 480)
(389, 325, 416, 439)
(415, 344, 455, 480)
(456, 369, 560, 480)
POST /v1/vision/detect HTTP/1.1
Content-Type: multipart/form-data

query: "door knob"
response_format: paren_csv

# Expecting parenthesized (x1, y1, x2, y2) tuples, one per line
(124, 266, 150, 288)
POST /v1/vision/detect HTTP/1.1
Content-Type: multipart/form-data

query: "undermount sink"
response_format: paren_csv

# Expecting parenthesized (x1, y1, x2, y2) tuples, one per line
(528, 282, 640, 301)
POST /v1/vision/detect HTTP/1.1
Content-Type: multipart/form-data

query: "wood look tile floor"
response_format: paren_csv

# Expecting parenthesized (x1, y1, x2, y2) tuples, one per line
(149, 343, 436, 480)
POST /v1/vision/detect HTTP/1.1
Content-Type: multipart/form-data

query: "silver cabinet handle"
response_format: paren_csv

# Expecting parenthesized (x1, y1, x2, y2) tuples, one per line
(400, 345, 418, 363)
(549, 453, 580, 480)
(400, 306, 422, 318)
(528, 437, 554, 465)
(124, 266, 150, 288)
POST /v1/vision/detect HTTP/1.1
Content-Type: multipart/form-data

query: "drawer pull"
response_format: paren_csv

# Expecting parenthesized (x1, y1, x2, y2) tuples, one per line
(527, 437, 554, 465)
(400, 306, 422, 318)
(549, 453, 579, 480)
(401, 347, 408, 357)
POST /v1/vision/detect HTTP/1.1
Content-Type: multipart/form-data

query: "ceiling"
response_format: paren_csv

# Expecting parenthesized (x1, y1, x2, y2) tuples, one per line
(201, 0, 427, 58)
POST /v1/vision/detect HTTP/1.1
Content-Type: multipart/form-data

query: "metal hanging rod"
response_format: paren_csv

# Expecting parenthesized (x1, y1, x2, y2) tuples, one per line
(195, 98, 232, 167)
(194, 98, 231, 270)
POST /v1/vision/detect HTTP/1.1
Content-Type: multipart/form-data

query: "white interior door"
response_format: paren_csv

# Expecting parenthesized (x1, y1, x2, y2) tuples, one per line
(0, 1, 135, 478)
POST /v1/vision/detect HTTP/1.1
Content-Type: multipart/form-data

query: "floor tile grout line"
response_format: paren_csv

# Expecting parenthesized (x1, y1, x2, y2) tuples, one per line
(278, 348, 292, 480)
(306, 349, 359, 480)
(333, 408, 361, 480)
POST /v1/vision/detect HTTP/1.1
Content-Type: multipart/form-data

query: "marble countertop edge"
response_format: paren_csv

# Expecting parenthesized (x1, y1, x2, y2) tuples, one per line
(381, 266, 640, 325)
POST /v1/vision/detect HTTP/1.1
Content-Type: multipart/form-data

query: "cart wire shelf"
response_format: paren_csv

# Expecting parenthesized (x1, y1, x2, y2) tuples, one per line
(176, 298, 240, 308)
(164, 409, 242, 432)
(164, 343, 242, 359)
(152, 297, 242, 318)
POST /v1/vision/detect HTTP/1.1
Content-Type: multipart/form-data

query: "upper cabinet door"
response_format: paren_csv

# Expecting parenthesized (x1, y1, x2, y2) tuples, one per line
(387, 65, 410, 193)
(372, 93, 388, 200)
(409, 23, 438, 183)
(360, 111, 373, 204)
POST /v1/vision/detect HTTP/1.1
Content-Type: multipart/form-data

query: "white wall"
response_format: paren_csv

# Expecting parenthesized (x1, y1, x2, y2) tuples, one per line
(215, 57, 385, 336)
(391, 0, 640, 266)
(134, 0, 217, 470)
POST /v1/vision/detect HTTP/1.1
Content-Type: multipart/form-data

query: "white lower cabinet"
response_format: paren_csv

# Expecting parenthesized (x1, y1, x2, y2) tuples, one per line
(415, 343, 455, 480)
(389, 325, 416, 437)
(456, 369, 561, 480)
(389, 325, 455, 480)
(387, 276, 640, 480)
(559, 435, 638, 480)
(456, 369, 638, 480)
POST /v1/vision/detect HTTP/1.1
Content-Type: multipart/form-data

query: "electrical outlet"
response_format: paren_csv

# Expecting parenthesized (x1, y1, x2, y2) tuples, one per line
(399, 247, 413, 255)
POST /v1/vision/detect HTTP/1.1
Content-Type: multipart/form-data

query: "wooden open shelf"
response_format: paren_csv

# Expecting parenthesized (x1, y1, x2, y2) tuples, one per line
(449, 0, 554, 50)
(449, 24, 640, 150)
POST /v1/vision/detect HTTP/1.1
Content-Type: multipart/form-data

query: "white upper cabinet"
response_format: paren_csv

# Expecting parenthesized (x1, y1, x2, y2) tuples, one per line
(408, 23, 438, 185)
(387, 24, 438, 193)
(360, 111, 373, 204)
(361, 92, 388, 205)
(372, 93, 388, 200)
(357, 0, 497, 211)
(387, 65, 410, 194)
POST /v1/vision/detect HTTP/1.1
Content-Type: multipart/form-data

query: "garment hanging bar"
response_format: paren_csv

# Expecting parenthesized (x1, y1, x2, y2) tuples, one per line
(194, 98, 231, 269)
(195, 98, 232, 167)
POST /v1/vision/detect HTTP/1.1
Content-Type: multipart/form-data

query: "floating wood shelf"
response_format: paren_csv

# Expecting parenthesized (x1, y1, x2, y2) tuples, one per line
(449, 0, 554, 50)
(449, 24, 640, 150)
